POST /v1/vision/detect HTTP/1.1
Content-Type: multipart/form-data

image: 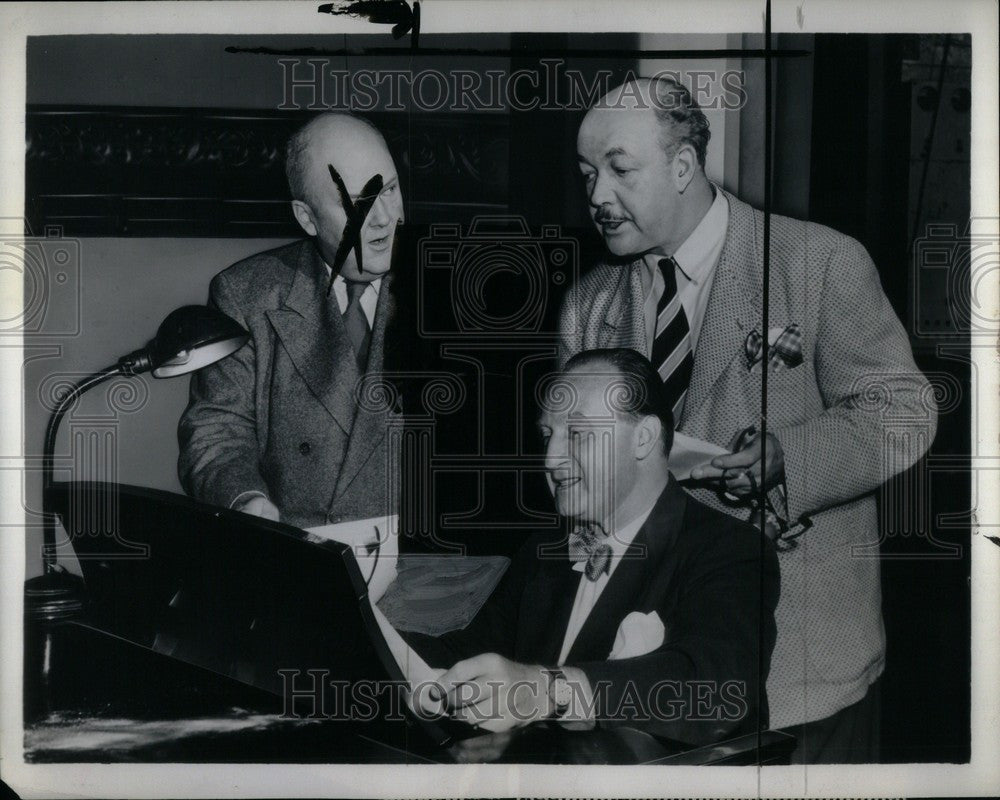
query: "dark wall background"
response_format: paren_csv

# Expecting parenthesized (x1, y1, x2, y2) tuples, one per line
(805, 34, 971, 764)
(24, 33, 971, 763)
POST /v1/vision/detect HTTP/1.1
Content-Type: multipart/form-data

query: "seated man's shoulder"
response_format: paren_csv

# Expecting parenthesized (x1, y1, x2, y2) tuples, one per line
(211, 239, 313, 309)
(678, 492, 772, 558)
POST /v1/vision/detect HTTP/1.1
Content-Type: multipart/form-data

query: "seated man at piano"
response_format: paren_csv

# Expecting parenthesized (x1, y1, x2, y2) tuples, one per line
(407, 348, 780, 745)
(177, 112, 405, 529)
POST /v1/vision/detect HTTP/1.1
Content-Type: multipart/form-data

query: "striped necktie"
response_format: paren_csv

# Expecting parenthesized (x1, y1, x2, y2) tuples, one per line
(343, 280, 371, 372)
(650, 257, 693, 425)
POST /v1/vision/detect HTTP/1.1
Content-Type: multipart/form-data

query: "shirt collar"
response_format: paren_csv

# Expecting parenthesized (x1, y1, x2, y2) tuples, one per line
(643, 184, 729, 285)
(571, 501, 657, 574)
(323, 262, 382, 295)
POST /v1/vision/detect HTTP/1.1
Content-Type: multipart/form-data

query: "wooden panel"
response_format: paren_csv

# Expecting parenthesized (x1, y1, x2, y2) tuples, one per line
(25, 106, 510, 236)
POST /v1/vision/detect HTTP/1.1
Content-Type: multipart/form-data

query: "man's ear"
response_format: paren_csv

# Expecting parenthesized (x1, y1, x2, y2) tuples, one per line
(634, 415, 663, 460)
(291, 199, 318, 238)
(672, 144, 698, 193)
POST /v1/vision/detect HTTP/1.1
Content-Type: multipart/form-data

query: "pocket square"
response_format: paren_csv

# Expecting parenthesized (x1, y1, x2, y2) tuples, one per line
(608, 610, 666, 660)
(744, 324, 803, 372)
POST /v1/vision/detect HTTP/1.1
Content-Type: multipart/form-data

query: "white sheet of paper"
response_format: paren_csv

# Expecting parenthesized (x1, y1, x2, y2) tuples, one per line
(668, 432, 729, 481)
(308, 516, 445, 713)
(369, 600, 446, 687)
(304, 514, 399, 603)
(369, 598, 447, 716)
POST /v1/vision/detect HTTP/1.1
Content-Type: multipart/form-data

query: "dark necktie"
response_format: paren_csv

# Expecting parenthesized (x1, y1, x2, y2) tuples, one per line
(343, 280, 371, 372)
(650, 257, 694, 425)
(568, 522, 613, 582)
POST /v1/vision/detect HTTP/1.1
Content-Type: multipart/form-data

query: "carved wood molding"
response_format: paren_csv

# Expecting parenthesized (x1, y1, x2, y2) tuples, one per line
(25, 106, 510, 236)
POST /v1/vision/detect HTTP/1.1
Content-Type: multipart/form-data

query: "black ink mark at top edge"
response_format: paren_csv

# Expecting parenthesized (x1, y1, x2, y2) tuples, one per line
(327, 163, 384, 292)
(986, 536, 1000, 548)
(318, 0, 420, 49)
(225, 46, 810, 61)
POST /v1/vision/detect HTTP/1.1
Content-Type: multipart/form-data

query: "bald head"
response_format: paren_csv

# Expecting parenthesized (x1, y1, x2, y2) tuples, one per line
(285, 113, 388, 205)
(285, 113, 404, 282)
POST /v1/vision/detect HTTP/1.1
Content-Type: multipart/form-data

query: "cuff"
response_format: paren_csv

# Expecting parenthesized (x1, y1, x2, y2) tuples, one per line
(230, 489, 269, 510)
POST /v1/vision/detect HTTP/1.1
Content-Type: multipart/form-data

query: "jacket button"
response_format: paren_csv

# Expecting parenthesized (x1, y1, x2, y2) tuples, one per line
(298, 441, 311, 455)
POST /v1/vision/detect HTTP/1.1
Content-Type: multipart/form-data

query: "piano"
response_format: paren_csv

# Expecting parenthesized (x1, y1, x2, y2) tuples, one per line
(25, 481, 794, 765)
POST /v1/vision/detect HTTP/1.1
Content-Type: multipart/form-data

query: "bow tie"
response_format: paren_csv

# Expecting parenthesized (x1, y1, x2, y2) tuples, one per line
(568, 522, 613, 582)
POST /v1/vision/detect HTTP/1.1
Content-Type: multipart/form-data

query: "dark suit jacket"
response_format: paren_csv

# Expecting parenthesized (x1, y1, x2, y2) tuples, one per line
(178, 240, 401, 529)
(408, 479, 780, 746)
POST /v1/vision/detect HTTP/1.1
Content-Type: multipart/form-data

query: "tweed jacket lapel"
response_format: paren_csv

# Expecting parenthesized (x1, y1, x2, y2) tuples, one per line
(563, 480, 687, 664)
(265, 245, 361, 436)
(333, 272, 396, 503)
(681, 190, 763, 427)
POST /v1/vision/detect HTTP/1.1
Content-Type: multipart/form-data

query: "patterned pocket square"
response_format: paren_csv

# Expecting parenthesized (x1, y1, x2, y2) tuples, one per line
(744, 324, 803, 372)
(608, 610, 666, 660)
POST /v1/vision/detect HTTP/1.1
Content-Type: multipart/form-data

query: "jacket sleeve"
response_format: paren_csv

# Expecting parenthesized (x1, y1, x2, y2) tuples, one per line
(177, 272, 270, 510)
(575, 527, 779, 746)
(772, 236, 938, 522)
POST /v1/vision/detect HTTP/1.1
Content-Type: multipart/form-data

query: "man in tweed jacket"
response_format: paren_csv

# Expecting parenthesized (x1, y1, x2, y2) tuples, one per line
(178, 113, 404, 529)
(560, 78, 937, 762)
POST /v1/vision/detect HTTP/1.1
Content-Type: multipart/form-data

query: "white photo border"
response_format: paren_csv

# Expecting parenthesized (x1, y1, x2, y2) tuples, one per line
(1, 1, 997, 797)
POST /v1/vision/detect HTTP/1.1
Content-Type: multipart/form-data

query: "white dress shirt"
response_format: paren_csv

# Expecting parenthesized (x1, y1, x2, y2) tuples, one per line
(642, 187, 729, 355)
(328, 269, 381, 328)
(557, 503, 657, 666)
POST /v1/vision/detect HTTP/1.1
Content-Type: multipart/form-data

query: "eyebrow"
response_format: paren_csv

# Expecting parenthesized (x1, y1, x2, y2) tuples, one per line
(577, 147, 630, 164)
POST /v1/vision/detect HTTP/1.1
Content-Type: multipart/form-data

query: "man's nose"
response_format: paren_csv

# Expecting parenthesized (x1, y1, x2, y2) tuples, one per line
(544, 433, 569, 472)
(367, 193, 393, 228)
(588, 171, 615, 208)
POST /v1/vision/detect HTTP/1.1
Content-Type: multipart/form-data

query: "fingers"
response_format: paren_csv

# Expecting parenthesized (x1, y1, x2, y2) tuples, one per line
(437, 653, 501, 709)
(411, 681, 447, 717)
(689, 436, 762, 484)
(690, 456, 759, 485)
(438, 654, 495, 691)
(239, 496, 280, 521)
(710, 445, 760, 469)
(689, 461, 727, 481)
(690, 463, 763, 495)
(451, 695, 509, 732)
(723, 466, 760, 497)
(433, 654, 542, 733)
